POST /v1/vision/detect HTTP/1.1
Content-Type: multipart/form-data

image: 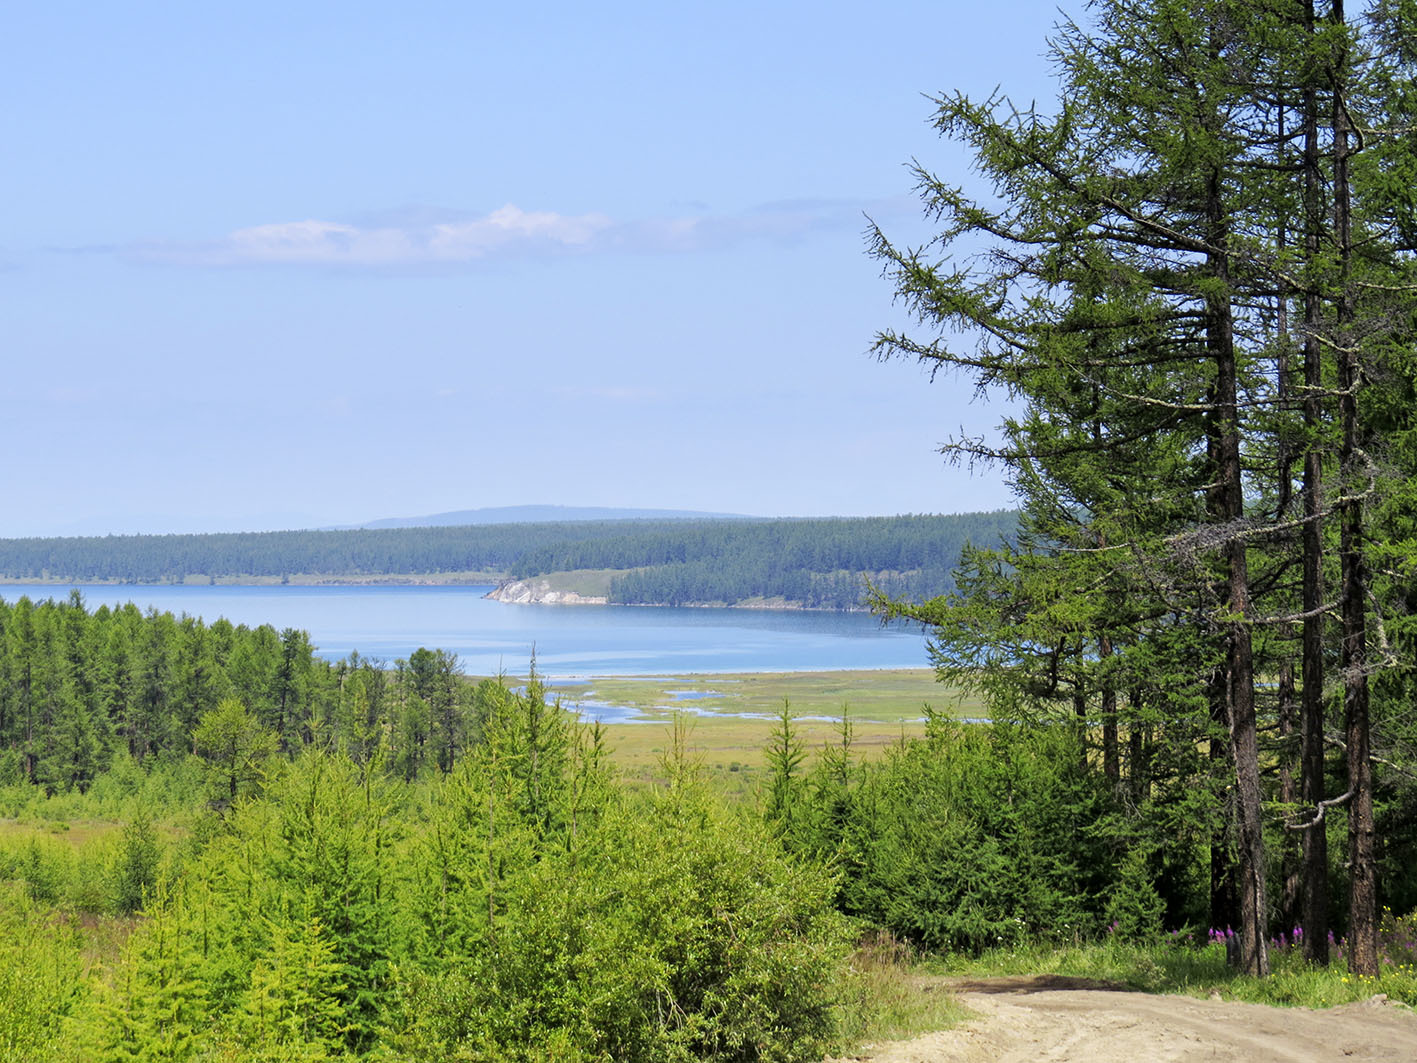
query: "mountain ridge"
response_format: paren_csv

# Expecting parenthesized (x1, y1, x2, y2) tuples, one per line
(333, 504, 759, 530)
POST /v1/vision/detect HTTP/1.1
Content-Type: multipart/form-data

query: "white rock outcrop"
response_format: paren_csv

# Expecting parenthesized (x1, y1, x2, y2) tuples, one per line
(485, 579, 608, 606)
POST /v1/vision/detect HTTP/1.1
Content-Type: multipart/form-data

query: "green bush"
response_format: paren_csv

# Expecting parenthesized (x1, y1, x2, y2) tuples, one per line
(111, 811, 161, 916)
(823, 719, 1110, 952)
(11, 683, 862, 1062)
(0, 885, 84, 1063)
(1105, 844, 1166, 941)
(393, 784, 849, 1062)
(89, 879, 209, 1063)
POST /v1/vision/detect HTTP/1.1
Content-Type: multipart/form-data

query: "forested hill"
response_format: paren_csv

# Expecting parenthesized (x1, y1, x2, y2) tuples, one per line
(345, 503, 752, 528)
(0, 511, 1017, 610)
(511, 513, 1018, 609)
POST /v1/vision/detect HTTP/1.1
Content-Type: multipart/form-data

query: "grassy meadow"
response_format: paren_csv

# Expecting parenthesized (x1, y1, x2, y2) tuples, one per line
(534, 668, 976, 782)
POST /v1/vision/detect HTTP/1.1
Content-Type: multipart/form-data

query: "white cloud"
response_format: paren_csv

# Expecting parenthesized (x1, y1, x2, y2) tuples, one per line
(147, 204, 612, 267)
(227, 220, 368, 262)
(129, 197, 905, 270)
(426, 204, 611, 258)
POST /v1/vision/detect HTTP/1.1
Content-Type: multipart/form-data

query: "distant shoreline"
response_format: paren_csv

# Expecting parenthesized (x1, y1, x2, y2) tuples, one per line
(0, 571, 504, 588)
(0, 512, 1011, 613)
(484, 577, 871, 612)
(0, 573, 872, 613)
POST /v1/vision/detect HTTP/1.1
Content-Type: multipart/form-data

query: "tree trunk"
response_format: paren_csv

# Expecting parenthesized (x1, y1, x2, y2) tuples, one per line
(1209, 154, 1269, 975)
(1073, 681, 1089, 775)
(1331, 2, 1378, 973)
(1209, 680, 1237, 935)
(1278, 663, 1302, 930)
(1100, 634, 1120, 786)
(1300, 0, 1330, 962)
(1127, 687, 1149, 805)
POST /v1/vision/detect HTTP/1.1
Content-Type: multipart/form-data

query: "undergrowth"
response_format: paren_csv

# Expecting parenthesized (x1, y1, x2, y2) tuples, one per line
(830, 931, 970, 1052)
(933, 909, 1417, 1010)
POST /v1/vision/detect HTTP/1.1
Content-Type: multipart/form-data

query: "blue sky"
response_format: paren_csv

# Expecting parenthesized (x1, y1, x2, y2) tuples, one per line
(4, 0, 1066, 536)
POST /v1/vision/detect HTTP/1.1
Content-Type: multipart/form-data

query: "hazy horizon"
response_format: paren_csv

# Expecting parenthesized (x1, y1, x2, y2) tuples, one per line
(3, 500, 1014, 540)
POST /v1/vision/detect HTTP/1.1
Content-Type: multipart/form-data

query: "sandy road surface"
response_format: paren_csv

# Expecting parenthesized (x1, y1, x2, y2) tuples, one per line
(835, 975, 1417, 1063)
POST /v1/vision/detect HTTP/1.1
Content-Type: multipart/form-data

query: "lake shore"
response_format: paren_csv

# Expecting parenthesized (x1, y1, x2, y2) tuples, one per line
(0, 572, 858, 611)
(0, 571, 505, 587)
(486, 572, 870, 611)
(0, 582, 928, 675)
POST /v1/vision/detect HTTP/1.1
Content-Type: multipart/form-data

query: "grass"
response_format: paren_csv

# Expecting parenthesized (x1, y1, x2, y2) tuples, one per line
(934, 931, 1417, 1009)
(524, 668, 977, 784)
(575, 668, 965, 722)
(0, 817, 122, 850)
(830, 932, 972, 1054)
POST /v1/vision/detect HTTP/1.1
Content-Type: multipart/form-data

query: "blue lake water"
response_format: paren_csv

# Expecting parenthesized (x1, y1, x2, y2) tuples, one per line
(0, 584, 932, 679)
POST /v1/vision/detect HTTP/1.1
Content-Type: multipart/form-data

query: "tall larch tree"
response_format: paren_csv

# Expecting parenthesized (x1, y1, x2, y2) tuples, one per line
(872, 0, 1417, 976)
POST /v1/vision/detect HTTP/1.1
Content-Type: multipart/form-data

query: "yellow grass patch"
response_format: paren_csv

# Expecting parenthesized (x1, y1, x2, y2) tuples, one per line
(520, 668, 982, 786)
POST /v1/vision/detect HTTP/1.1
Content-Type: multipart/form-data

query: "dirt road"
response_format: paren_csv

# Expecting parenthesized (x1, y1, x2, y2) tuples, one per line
(838, 975, 1417, 1063)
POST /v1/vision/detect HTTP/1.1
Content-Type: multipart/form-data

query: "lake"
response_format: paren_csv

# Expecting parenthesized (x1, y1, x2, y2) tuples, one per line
(0, 584, 931, 678)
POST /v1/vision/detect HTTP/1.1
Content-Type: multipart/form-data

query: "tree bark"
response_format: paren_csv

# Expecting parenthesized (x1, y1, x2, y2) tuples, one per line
(1278, 663, 1302, 930)
(1332, 0, 1378, 974)
(1100, 634, 1120, 786)
(1073, 680, 1089, 775)
(1209, 148, 1269, 975)
(1127, 687, 1149, 805)
(1300, 0, 1331, 962)
(1209, 671, 1237, 935)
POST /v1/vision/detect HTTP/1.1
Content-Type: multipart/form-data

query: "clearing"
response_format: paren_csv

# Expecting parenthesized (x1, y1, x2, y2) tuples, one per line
(838, 975, 1417, 1062)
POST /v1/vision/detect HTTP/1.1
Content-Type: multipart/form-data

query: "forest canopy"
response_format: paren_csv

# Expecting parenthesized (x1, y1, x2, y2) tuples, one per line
(0, 512, 1018, 611)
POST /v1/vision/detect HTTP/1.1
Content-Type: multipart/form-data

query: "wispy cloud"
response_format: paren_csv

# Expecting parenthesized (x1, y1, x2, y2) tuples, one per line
(140, 205, 612, 267)
(126, 197, 908, 270)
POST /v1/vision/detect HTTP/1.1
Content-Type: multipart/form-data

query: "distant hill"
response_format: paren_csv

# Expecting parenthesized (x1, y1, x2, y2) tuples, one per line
(337, 505, 756, 530)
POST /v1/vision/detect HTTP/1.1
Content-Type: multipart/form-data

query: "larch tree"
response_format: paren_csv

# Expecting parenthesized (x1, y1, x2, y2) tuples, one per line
(872, 0, 1417, 976)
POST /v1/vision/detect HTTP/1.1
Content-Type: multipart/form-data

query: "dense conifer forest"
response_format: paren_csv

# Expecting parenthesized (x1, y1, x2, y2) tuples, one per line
(2, 586, 1416, 1060)
(0, 591, 483, 788)
(514, 514, 1019, 608)
(0, 591, 853, 1060)
(0, 512, 1018, 611)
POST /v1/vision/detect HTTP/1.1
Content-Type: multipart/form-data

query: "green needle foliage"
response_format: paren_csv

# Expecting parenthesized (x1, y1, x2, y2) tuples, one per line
(111, 807, 160, 916)
(237, 917, 348, 1061)
(395, 680, 850, 1062)
(0, 887, 83, 1063)
(92, 880, 209, 1063)
(394, 778, 849, 1063)
(763, 701, 806, 837)
(870, 0, 1417, 975)
(15, 673, 853, 1063)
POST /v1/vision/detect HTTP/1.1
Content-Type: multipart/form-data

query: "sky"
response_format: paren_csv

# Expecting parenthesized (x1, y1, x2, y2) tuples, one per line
(3, 0, 1069, 537)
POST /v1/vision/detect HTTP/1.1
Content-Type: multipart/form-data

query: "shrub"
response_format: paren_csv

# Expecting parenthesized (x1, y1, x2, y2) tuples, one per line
(831, 720, 1108, 952)
(392, 777, 851, 1062)
(0, 885, 84, 1063)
